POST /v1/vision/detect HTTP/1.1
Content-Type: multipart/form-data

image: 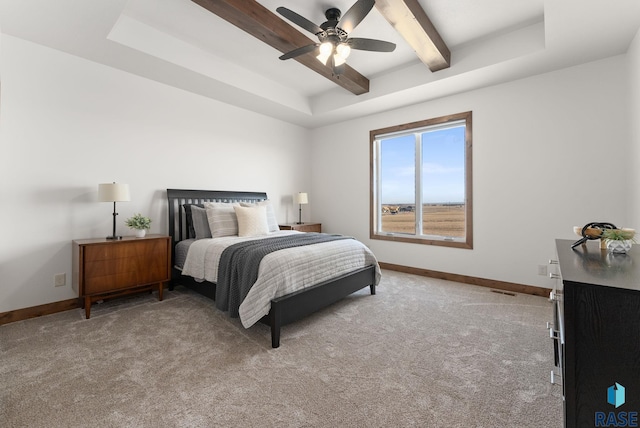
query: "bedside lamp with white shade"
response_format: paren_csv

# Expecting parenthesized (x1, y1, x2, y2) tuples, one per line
(98, 182, 130, 240)
(295, 192, 308, 224)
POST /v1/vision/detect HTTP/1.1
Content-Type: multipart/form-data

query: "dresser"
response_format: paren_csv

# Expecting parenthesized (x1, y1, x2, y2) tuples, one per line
(72, 235, 171, 319)
(279, 222, 322, 233)
(551, 239, 640, 427)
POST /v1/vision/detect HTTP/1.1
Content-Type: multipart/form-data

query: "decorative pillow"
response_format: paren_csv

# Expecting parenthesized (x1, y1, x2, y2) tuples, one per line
(234, 205, 269, 237)
(191, 206, 212, 239)
(240, 200, 279, 232)
(183, 203, 204, 239)
(205, 202, 240, 237)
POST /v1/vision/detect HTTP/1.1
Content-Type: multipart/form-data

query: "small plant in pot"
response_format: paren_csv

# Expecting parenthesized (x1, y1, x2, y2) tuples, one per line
(601, 228, 636, 254)
(125, 213, 152, 238)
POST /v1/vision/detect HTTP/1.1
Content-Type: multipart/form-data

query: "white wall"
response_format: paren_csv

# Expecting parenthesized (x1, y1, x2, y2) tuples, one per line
(0, 35, 310, 312)
(629, 28, 640, 228)
(311, 54, 632, 289)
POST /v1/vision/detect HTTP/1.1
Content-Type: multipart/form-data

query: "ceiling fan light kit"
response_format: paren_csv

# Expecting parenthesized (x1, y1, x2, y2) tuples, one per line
(277, 0, 396, 74)
(317, 41, 351, 66)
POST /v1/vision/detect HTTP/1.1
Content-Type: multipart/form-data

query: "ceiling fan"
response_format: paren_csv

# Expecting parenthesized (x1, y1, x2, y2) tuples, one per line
(277, 0, 396, 74)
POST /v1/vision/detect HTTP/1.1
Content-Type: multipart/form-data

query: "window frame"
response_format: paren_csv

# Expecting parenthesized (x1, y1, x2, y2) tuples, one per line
(370, 111, 473, 249)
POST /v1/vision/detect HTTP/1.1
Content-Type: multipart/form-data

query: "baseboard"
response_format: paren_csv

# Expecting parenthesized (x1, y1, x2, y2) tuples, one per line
(379, 262, 550, 297)
(0, 298, 81, 326)
(0, 283, 174, 325)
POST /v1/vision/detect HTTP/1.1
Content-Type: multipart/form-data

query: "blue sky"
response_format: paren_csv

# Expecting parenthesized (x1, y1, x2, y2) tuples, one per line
(380, 126, 465, 204)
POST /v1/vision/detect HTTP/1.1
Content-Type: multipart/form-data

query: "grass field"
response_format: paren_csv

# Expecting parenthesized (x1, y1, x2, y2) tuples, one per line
(381, 204, 465, 237)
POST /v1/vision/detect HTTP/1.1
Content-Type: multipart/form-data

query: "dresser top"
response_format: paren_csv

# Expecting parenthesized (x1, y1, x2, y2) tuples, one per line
(556, 239, 640, 291)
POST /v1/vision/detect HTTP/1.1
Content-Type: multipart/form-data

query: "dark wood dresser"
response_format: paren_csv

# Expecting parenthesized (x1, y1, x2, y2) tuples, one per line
(552, 239, 640, 427)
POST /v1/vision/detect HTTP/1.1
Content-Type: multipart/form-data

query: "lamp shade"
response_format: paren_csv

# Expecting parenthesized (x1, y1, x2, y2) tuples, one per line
(98, 183, 130, 202)
(295, 192, 308, 205)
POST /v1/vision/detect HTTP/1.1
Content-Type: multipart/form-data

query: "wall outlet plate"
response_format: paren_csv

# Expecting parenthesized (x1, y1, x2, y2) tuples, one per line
(537, 265, 548, 276)
(54, 273, 66, 287)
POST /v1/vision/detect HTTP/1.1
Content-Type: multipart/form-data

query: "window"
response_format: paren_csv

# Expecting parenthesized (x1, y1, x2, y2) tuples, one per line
(370, 111, 472, 248)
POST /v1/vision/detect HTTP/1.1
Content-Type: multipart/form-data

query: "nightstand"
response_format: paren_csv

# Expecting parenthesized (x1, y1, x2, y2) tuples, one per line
(279, 222, 322, 233)
(72, 235, 171, 319)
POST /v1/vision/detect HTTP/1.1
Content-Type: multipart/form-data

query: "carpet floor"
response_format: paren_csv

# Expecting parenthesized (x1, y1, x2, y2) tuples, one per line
(0, 269, 563, 427)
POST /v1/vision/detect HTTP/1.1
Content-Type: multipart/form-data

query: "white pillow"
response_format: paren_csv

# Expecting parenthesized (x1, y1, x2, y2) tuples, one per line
(234, 205, 269, 237)
(205, 202, 240, 237)
(240, 200, 279, 232)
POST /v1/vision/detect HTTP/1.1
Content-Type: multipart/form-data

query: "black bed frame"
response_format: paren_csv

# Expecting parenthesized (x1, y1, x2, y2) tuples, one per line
(166, 189, 376, 348)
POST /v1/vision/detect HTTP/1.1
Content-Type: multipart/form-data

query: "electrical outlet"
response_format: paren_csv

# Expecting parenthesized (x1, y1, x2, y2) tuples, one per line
(537, 265, 548, 276)
(54, 273, 66, 287)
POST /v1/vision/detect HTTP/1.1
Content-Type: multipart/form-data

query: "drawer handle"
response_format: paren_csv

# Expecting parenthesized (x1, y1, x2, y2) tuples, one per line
(547, 321, 563, 342)
(549, 290, 563, 301)
(550, 369, 563, 386)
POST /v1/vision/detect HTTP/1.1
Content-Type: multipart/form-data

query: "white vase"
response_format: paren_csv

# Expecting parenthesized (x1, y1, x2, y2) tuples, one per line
(606, 239, 633, 254)
(135, 229, 146, 238)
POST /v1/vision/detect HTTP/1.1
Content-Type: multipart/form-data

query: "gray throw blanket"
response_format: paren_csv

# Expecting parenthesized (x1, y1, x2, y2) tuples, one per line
(216, 233, 353, 317)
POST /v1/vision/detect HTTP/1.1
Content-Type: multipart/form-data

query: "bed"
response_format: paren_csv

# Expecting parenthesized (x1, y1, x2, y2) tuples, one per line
(167, 189, 380, 348)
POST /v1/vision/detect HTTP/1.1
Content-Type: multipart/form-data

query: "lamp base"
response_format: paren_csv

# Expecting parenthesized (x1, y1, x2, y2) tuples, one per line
(106, 235, 123, 240)
(295, 222, 304, 225)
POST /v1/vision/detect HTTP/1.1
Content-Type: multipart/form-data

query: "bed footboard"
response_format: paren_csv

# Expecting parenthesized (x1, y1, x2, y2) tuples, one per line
(267, 265, 376, 348)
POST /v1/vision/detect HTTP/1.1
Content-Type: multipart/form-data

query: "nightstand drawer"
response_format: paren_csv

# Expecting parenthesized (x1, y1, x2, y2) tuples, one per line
(84, 270, 139, 294)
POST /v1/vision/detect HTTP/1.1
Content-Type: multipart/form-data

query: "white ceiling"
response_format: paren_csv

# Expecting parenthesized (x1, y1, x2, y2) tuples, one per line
(1, 0, 639, 128)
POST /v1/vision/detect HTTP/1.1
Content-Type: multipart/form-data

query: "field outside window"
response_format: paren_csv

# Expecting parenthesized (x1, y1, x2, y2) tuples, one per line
(370, 111, 473, 248)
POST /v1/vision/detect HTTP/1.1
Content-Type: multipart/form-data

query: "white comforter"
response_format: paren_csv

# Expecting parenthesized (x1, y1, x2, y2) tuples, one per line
(181, 231, 381, 328)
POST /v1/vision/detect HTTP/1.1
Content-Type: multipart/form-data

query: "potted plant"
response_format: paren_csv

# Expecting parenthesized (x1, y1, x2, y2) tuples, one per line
(601, 228, 636, 254)
(125, 213, 152, 238)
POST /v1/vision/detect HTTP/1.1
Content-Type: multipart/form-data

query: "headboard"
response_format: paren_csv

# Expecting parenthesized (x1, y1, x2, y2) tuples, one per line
(166, 189, 268, 245)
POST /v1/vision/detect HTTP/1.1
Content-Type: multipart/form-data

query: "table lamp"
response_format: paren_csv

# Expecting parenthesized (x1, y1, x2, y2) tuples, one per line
(295, 192, 308, 224)
(98, 182, 130, 240)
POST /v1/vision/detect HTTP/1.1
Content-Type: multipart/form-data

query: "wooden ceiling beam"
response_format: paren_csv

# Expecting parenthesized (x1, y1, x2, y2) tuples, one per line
(375, 0, 450, 72)
(191, 0, 369, 95)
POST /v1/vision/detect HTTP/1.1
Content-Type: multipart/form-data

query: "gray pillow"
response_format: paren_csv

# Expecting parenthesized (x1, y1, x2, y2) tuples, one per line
(183, 203, 204, 239)
(191, 206, 212, 239)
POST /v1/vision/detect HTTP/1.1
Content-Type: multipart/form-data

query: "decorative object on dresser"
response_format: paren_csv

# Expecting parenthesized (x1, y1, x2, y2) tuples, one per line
(125, 213, 152, 238)
(72, 235, 171, 319)
(295, 192, 308, 224)
(97, 182, 130, 240)
(549, 239, 640, 428)
(570, 222, 616, 249)
(279, 222, 321, 233)
(601, 228, 636, 254)
(166, 189, 379, 348)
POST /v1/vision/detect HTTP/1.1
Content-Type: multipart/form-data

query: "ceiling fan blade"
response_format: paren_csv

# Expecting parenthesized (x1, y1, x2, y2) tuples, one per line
(348, 38, 396, 52)
(279, 44, 319, 60)
(338, 0, 375, 33)
(276, 7, 323, 35)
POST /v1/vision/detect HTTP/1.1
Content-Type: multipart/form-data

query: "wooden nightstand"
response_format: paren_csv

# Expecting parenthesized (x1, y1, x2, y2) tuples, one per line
(279, 222, 322, 233)
(72, 235, 171, 319)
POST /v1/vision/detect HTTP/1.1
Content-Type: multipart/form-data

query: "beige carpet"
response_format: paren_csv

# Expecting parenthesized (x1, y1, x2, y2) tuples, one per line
(0, 270, 562, 427)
